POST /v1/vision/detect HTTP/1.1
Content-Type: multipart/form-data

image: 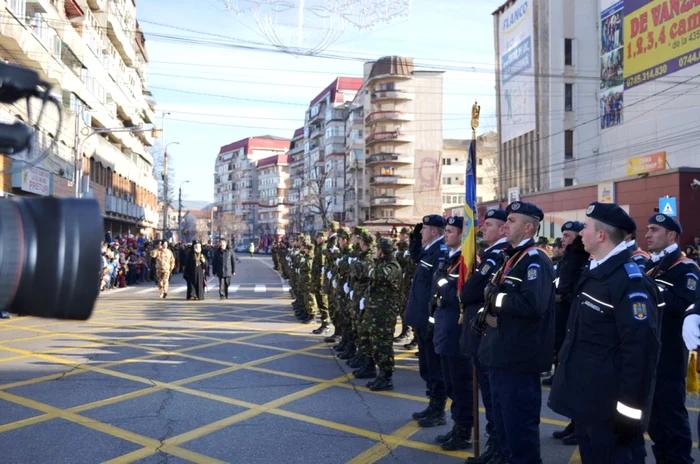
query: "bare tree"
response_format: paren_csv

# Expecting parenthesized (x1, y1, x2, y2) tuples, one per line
(300, 165, 333, 230)
(149, 141, 176, 208)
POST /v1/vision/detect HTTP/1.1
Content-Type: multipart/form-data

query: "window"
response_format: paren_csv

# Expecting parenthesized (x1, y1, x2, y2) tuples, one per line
(442, 158, 451, 166)
(565, 178, 574, 187)
(477, 178, 483, 185)
(565, 84, 573, 112)
(565, 38, 573, 66)
(478, 158, 483, 166)
(565, 130, 574, 159)
(379, 82, 395, 91)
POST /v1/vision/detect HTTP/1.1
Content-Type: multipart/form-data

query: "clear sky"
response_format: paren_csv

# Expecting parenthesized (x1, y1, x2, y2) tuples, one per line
(137, 0, 506, 203)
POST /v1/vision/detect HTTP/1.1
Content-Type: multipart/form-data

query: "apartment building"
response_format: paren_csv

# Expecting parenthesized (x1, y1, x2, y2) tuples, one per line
(214, 136, 290, 245)
(343, 101, 368, 228)
(0, 0, 159, 237)
(256, 154, 290, 240)
(362, 56, 444, 227)
(287, 127, 304, 234)
(299, 77, 362, 233)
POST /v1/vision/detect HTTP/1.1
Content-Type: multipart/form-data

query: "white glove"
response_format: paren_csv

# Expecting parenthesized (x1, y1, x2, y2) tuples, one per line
(683, 313, 700, 350)
(327, 271, 332, 279)
(350, 290, 354, 300)
(360, 298, 365, 310)
(343, 283, 350, 294)
(332, 279, 337, 288)
(322, 266, 325, 274)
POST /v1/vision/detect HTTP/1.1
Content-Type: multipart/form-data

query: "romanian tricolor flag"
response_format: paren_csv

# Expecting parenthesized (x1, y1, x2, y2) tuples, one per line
(457, 138, 478, 293)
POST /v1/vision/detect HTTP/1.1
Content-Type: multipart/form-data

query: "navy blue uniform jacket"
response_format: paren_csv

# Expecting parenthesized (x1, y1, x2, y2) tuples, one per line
(405, 237, 445, 330)
(432, 249, 462, 357)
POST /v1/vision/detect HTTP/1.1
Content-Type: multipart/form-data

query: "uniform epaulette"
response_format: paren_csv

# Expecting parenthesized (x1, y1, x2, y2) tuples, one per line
(624, 262, 643, 279)
(528, 248, 539, 256)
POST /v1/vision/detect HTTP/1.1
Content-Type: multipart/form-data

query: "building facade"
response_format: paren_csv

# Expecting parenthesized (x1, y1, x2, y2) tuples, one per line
(214, 136, 290, 245)
(362, 56, 444, 228)
(0, 0, 159, 238)
(494, 0, 700, 196)
(256, 154, 290, 240)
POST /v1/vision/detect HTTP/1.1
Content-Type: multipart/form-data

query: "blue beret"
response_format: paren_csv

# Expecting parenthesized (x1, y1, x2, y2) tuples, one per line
(586, 202, 636, 234)
(648, 213, 682, 235)
(485, 208, 507, 222)
(561, 221, 584, 233)
(423, 214, 446, 228)
(506, 201, 544, 221)
(446, 216, 464, 229)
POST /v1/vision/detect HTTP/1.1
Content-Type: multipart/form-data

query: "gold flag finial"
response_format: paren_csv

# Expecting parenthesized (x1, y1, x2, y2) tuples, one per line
(471, 101, 481, 131)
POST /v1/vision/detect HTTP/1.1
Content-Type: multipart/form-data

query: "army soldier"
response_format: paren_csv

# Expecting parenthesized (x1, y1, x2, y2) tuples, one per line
(645, 214, 699, 464)
(406, 215, 448, 428)
(321, 223, 340, 339)
(395, 227, 414, 344)
(626, 231, 651, 272)
(549, 202, 662, 463)
(299, 240, 316, 324)
(547, 221, 589, 445)
(359, 237, 402, 391)
(479, 201, 555, 464)
(349, 232, 376, 377)
(430, 216, 473, 451)
(331, 228, 353, 350)
(337, 227, 367, 360)
(461, 208, 509, 464)
(311, 231, 329, 333)
(151, 240, 176, 299)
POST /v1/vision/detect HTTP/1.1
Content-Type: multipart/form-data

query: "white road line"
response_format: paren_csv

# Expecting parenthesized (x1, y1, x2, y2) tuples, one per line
(136, 287, 157, 294)
(171, 286, 187, 293)
(99, 288, 128, 296)
(254, 285, 266, 293)
(230, 285, 240, 293)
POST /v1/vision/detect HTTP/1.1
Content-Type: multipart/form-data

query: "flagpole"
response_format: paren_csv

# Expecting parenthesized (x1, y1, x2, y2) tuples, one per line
(470, 101, 481, 458)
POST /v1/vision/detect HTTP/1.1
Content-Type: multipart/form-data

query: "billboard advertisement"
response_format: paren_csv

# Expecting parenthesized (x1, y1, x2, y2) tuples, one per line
(626, 151, 667, 175)
(624, 0, 700, 89)
(600, 0, 625, 130)
(499, 0, 536, 143)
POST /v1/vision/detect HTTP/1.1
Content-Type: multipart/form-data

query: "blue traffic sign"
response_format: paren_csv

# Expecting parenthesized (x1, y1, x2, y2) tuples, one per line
(659, 197, 677, 217)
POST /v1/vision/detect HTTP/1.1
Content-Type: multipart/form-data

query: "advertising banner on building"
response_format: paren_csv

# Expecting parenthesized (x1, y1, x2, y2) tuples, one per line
(626, 151, 667, 175)
(624, 0, 700, 89)
(600, 0, 625, 130)
(499, 0, 536, 143)
(598, 181, 616, 203)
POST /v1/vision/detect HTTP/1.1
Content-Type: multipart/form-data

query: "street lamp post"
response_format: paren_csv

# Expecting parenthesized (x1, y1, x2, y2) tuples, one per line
(161, 141, 179, 239)
(178, 180, 190, 243)
(210, 206, 218, 244)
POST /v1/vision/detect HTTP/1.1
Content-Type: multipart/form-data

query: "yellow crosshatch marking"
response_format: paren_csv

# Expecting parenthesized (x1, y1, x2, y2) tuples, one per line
(0, 285, 695, 463)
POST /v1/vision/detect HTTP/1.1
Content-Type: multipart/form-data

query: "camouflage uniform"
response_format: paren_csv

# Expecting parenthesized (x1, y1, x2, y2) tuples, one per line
(311, 233, 328, 324)
(152, 246, 175, 297)
(352, 233, 375, 366)
(322, 233, 340, 333)
(395, 229, 414, 341)
(299, 243, 317, 322)
(333, 229, 357, 358)
(365, 239, 402, 386)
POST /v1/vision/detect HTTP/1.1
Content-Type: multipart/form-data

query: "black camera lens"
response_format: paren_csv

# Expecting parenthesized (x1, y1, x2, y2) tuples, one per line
(0, 197, 102, 320)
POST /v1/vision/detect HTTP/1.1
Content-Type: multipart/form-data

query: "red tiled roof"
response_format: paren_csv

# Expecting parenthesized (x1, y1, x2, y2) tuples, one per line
(310, 77, 363, 107)
(187, 210, 211, 220)
(219, 136, 290, 155)
(257, 154, 289, 168)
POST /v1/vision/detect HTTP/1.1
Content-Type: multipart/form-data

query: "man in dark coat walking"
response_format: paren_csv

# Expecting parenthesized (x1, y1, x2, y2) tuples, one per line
(212, 238, 236, 299)
(185, 240, 209, 300)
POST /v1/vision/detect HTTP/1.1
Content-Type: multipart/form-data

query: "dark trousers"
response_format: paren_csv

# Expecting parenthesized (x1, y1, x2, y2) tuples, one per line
(574, 421, 646, 464)
(488, 368, 542, 464)
(416, 327, 446, 401)
(474, 356, 495, 436)
(219, 277, 231, 298)
(440, 355, 473, 428)
(648, 377, 693, 464)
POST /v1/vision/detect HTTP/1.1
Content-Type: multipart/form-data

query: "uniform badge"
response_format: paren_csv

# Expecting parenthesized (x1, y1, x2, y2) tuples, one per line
(655, 214, 665, 222)
(487, 210, 494, 217)
(688, 276, 698, 291)
(587, 205, 595, 215)
(632, 301, 648, 320)
(527, 264, 538, 281)
(511, 202, 521, 211)
(564, 222, 572, 229)
(481, 263, 491, 275)
(448, 217, 455, 225)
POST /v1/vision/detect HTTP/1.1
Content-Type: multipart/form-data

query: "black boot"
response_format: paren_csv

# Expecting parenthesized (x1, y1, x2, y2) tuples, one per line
(312, 322, 330, 335)
(353, 360, 377, 379)
(562, 434, 578, 446)
(348, 352, 365, 368)
(324, 326, 341, 343)
(412, 399, 435, 420)
(435, 423, 458, 444)
(369, 371, 393, 391)
(552, 421, 575, 439)
(465, 435, 499, 463)
(440, 424, 472, 451)
(333, 339, 347, 352)
(417, 400, 447, 427)
(541, 376, 553, 386)
(403, 337, 418, 350)
(393, 325, 408, 343)
(338, 343, 356, 360)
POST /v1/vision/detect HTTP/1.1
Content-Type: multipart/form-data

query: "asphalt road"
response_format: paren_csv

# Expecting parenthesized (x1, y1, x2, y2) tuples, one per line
(0, 255, 699, 463)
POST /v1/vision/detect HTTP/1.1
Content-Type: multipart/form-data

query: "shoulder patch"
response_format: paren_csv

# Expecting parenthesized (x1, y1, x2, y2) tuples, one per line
(624, 263, 643, 279)
(632, 299, 648, 321)
(480, 263, 492, 275)
(528, 248, 539, 257)
(527, 263, 539, 281)
(686, 274, 698, 291)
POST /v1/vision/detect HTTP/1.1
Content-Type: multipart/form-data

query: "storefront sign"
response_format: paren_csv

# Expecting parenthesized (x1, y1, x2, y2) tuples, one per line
(19, 167, 51, 195)
(626, 151, 666, 175)
(598, 181, 616, 203)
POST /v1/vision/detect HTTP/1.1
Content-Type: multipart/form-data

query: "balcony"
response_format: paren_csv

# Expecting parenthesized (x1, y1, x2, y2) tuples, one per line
(105, 0, 136, 65)
(365, 111, 413, 124)
(325, 108, 345, 122)
(106, 194, 145, 219)
(87, 0, 106, 11)
(366, 153, 414, 166)
(371, 90, 415, 102)
(370, 175, 415, 186)
(289, 144, 304, 155)
(371, 197, 414, 207)
(365, 131, 414, 146)
(309, 125, 324, 140)
(309, 104, 325, 123)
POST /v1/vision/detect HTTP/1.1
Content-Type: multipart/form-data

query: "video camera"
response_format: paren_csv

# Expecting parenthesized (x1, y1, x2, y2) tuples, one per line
(0, 62, 102, 320)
